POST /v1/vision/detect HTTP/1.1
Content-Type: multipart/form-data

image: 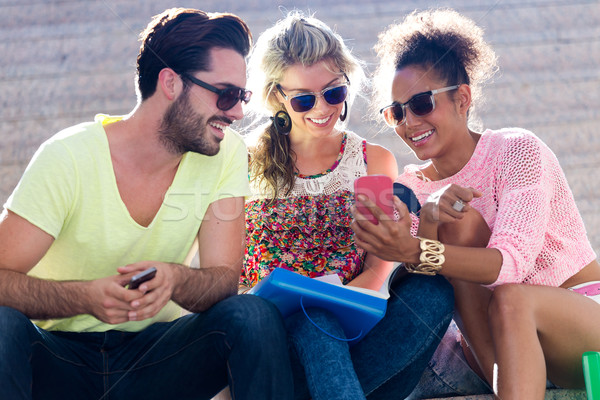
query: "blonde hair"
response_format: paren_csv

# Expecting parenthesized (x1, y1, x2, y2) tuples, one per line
(246, 11, 365, 199)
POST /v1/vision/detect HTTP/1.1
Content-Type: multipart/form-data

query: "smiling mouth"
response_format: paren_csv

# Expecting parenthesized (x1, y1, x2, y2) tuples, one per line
(308, 115, 331, 124)
(410, 129, 434, 142)
(209, 121, 227, 132)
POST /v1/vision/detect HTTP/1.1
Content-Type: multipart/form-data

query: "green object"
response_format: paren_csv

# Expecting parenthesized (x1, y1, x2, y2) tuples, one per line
(583, 351, 600, 400)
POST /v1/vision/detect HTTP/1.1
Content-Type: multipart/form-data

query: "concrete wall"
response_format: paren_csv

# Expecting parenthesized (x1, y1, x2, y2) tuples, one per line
(1, 0, 599, 254)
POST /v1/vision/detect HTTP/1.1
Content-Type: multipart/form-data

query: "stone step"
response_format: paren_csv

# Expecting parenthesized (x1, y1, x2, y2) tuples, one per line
(426, 389, 587, 399)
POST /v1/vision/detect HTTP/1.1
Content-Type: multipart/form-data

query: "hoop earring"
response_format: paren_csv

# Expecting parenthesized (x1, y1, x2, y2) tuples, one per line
(340, 101, 348, 122)
(270, 110, 292, 135)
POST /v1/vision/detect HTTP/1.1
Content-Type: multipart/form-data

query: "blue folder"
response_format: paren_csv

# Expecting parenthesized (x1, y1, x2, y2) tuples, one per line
(248, 268, 388, 346)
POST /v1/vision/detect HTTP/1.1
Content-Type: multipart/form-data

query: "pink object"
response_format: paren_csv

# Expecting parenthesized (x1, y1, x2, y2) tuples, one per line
(571, 282, 600, 296)
(397, 128, 597, 288)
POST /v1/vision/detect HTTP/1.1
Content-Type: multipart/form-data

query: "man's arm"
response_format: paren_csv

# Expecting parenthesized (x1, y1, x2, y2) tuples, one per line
(0, 209, 143, 323)
(170, 196, 245, 312)
(0, 209, 69, 318)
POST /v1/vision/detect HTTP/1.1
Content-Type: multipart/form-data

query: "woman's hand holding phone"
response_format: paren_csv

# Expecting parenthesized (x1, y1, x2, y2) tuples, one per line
(351, 176, 417, 262)
(393, 182, 421, 215)
(353, 175, 395, 225)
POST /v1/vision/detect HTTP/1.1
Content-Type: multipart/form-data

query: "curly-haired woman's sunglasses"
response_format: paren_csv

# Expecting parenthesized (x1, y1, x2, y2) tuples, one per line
(380, 85, 459, 128)
(183, 74, 252, 111)
(276, 79, 350, 113)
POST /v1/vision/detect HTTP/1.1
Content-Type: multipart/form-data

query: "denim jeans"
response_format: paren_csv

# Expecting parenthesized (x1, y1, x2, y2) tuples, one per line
(287, 274, 454, 400)
(405, 320, 493, 399)
(406, 320, 558, 399)
(0, 295, 293, 400)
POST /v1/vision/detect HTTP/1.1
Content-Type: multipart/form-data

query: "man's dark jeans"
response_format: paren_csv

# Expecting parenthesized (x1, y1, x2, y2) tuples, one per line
(0, 295, 293, 400)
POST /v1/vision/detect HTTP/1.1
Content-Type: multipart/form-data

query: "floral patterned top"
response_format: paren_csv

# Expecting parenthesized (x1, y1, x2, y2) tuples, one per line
(242, 131, 368, 287)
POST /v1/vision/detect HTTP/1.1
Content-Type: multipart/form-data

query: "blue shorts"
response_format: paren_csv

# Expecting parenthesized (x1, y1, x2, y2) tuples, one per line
(406, 319, 559, 398)
(405, 320, 492, 399)
(407, 281, 600, 398)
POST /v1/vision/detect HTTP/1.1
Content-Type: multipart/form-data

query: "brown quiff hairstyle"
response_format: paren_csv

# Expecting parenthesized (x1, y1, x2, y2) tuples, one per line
(136, 8, 252, 101)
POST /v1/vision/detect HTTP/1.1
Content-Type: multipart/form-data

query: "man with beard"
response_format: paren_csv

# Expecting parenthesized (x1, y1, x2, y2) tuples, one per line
(0, 8, 293, 400)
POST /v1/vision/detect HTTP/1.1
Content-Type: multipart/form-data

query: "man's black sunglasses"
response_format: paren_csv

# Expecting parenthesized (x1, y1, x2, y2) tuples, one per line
(182, 74, 252, 111)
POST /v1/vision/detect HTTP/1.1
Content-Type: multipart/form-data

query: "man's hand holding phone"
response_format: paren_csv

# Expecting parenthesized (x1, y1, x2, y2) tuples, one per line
(128, 267, 157, 290)
(117, 263, 174, 322)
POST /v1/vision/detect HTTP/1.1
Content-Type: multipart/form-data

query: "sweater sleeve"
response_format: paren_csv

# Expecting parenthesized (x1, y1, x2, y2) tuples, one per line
(485, 132, 555, 287)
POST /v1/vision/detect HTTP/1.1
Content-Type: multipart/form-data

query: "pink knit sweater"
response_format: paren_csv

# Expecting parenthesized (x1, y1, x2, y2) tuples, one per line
(397, 128, 597, 287)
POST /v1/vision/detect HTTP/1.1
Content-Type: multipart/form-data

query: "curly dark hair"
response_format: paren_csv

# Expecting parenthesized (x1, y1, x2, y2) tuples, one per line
(373, 8, 498, 124)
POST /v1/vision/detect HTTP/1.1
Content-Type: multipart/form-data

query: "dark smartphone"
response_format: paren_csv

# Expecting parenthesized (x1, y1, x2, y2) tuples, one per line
(128, 267, 157, 290)
(354, 175, 394, 224)
(393, 182, 421, 215)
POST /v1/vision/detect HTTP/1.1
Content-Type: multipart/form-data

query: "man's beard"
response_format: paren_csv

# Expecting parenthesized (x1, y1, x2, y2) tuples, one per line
(158, 90, 223, 156)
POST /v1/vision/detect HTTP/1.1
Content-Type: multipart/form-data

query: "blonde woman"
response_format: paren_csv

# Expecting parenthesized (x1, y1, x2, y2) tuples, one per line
(242, 12, 454, 400)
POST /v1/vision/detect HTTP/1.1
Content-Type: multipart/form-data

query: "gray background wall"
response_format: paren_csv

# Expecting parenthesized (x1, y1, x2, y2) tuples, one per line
(1, 0, 599, 255)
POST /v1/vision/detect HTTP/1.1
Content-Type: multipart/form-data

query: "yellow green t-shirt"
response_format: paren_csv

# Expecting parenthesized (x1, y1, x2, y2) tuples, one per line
(5, 114, 250, 332)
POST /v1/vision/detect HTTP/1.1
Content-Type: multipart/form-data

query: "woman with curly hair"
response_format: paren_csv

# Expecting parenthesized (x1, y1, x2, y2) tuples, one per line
(353, 8, 600, 399)
(241, 11, 454, 400)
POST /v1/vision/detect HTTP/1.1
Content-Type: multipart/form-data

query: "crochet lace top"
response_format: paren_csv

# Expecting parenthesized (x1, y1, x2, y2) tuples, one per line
(398, 128, 596, 288)
(242, 131, 368, 287)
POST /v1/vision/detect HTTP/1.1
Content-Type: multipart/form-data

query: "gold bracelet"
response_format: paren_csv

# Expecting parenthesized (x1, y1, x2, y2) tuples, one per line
(405, 237, 445, 276)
